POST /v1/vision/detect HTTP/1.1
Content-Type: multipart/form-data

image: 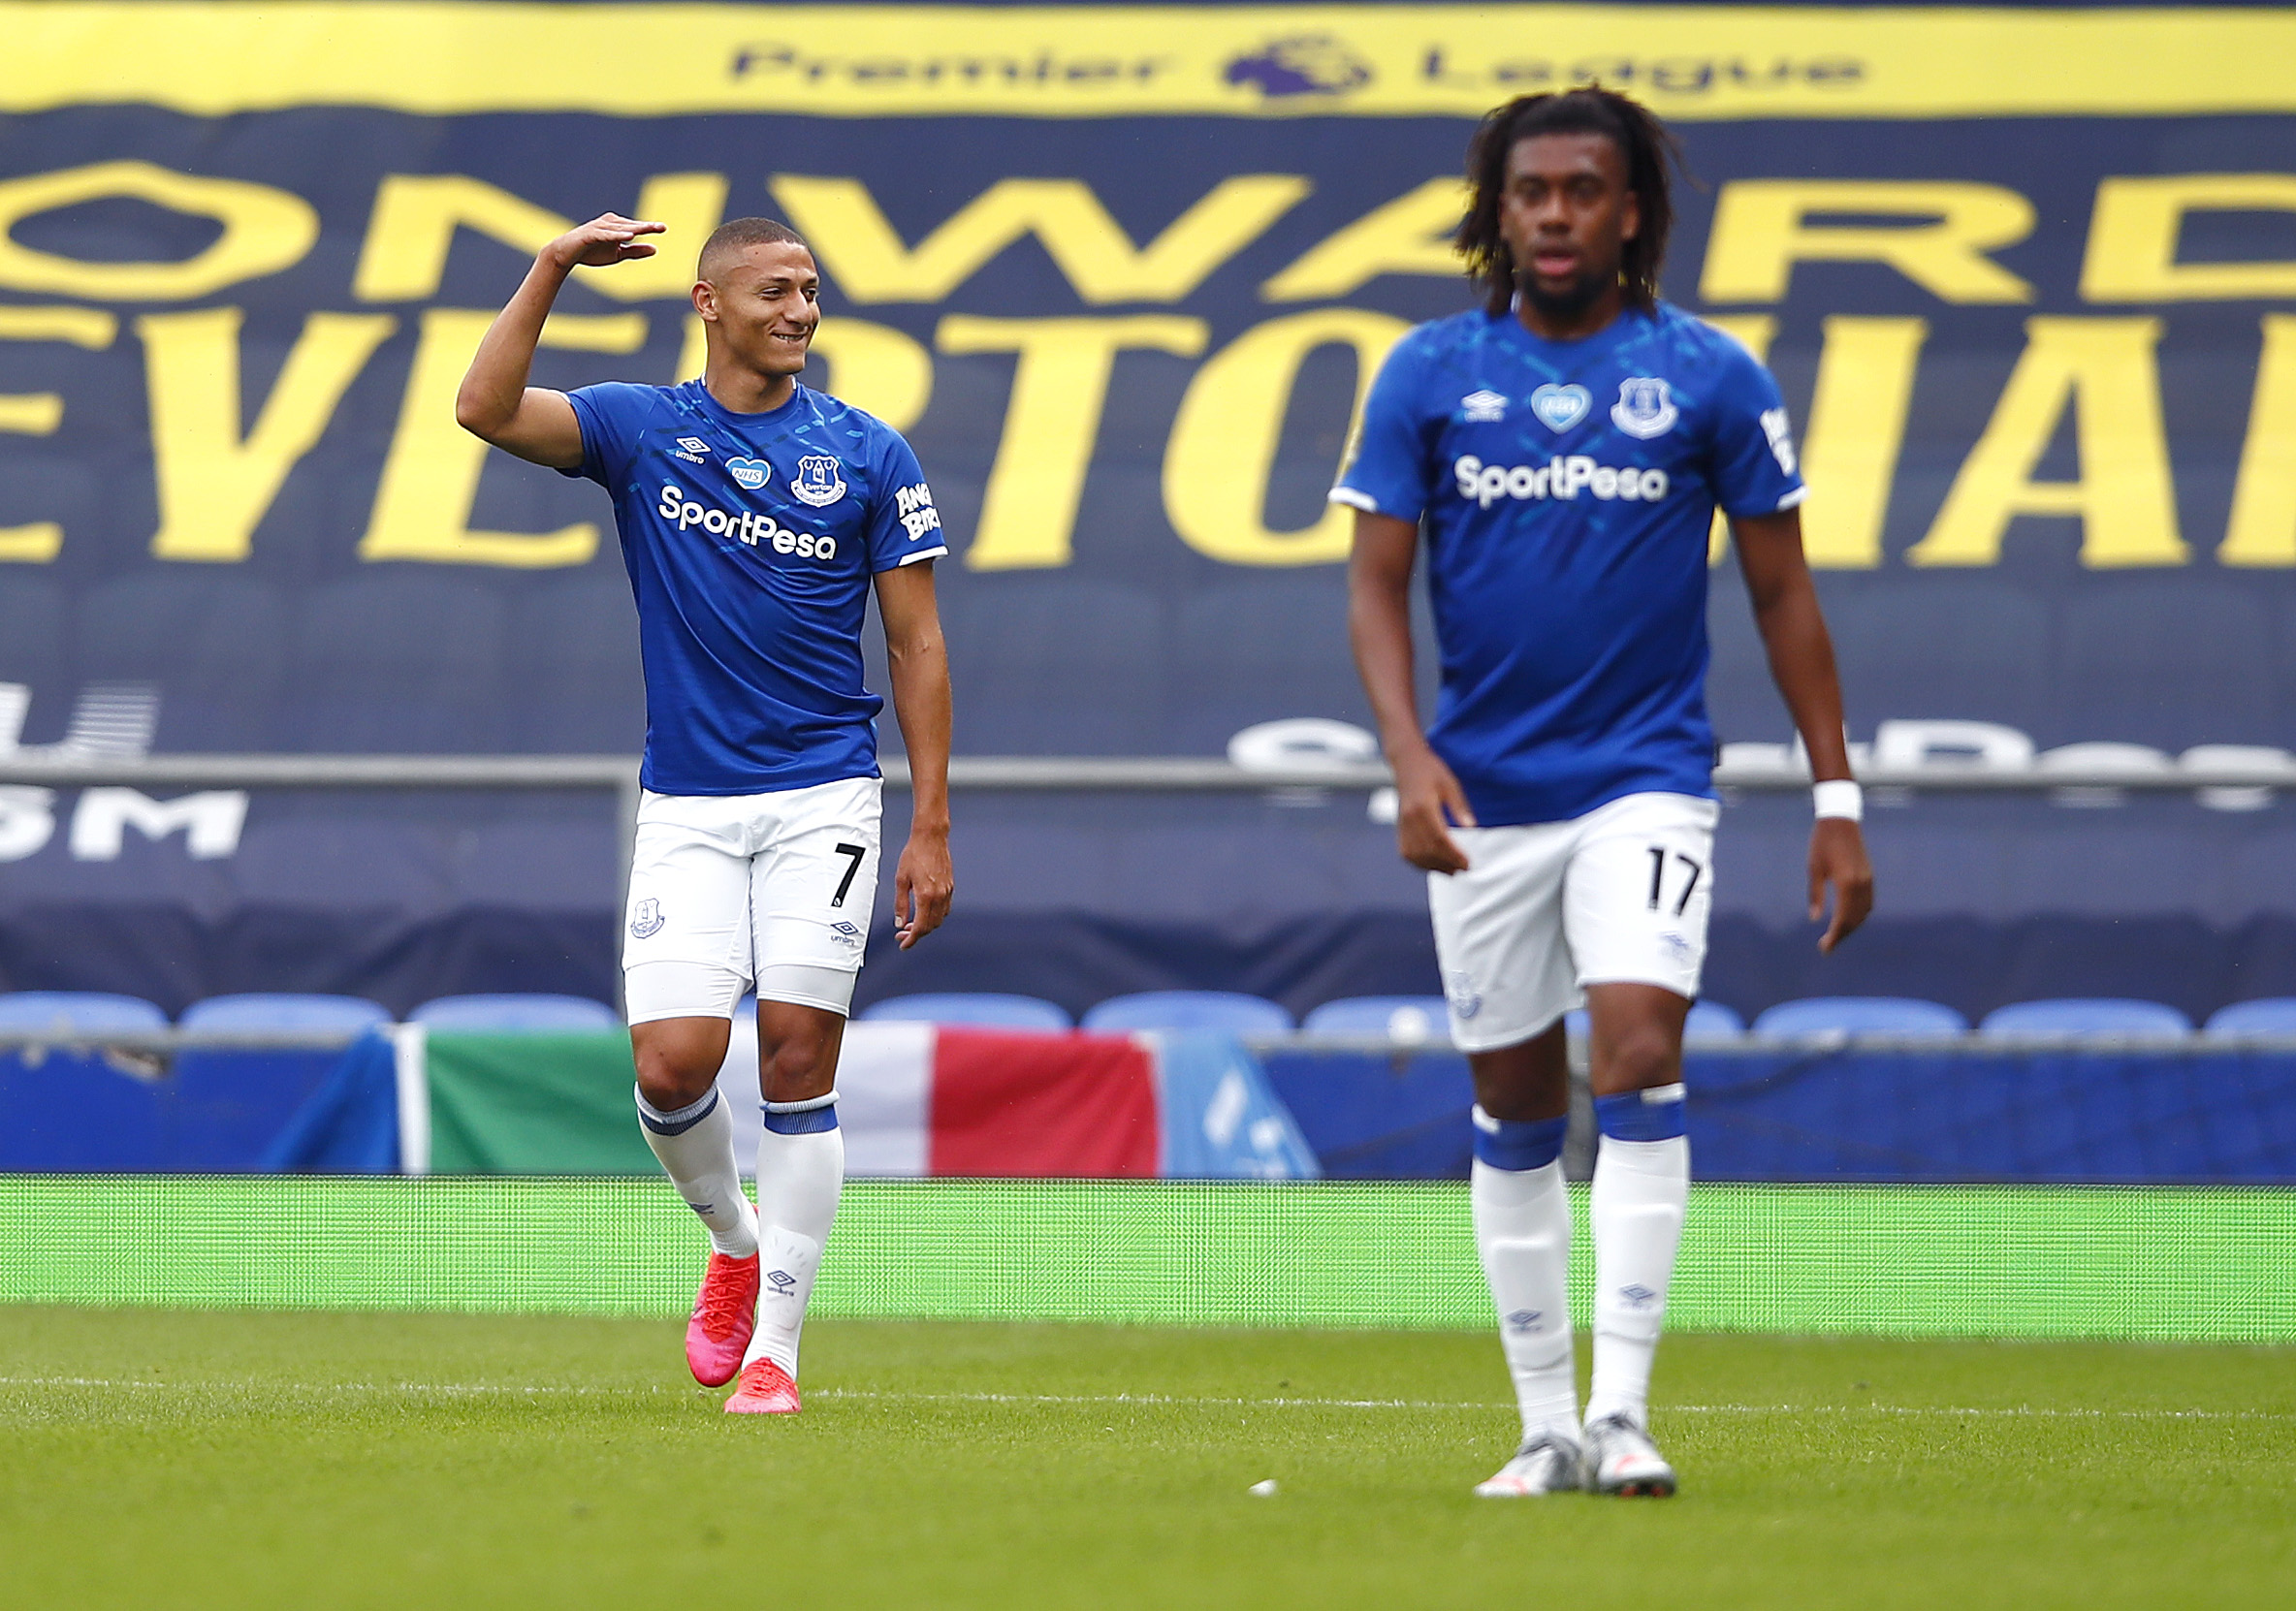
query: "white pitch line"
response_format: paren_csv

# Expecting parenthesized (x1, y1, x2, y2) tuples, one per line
(0, 1378, 2285, 1421)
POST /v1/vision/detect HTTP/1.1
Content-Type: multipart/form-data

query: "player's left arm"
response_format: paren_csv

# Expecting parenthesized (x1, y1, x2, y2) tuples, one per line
(873, 560, 953, 949)
(1734, 509, 1874, 952)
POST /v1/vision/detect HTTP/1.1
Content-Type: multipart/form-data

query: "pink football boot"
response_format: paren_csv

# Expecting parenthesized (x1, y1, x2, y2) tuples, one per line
(723, 1358, 801, 1414)
(685, 1251, 760, 1387)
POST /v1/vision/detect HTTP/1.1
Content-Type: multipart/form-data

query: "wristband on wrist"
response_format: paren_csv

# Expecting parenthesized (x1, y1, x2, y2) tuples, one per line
(1813, 779, 1864, 822)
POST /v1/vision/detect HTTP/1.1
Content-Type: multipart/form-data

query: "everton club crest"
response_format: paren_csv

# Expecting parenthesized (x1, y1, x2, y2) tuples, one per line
(1610, 376, 1678, 439)
(789, 455, 848, 507)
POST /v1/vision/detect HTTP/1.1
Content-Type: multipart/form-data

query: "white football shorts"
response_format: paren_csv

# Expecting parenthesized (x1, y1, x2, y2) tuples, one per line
(622, 775, 882, 1025)
(1428, 790, 1720, 1053)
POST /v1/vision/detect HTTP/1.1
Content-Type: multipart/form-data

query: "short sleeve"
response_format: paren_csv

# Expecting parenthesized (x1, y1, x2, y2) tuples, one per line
(1329, 332, 1437, 521)
(1704, 345, 1807, 519)
(865, 427, 947, 572)
(558, 383, 649, 487)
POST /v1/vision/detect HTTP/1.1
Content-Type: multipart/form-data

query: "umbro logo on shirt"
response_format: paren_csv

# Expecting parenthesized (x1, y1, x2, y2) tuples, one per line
(1460, 390, 1509, 423)
(672, 435, 711, 463)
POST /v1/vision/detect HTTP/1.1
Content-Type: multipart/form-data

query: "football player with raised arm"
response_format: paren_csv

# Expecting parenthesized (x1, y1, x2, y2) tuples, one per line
(458, 212, 954, 1413)
(1336, 89, 1872, 1496)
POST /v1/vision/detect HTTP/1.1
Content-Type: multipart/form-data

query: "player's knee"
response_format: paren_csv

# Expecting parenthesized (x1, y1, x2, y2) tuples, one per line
(632, 1032, 724, 1111)
(757, 1030, 838, 1104)
(1597, 1024, 1680, 1092)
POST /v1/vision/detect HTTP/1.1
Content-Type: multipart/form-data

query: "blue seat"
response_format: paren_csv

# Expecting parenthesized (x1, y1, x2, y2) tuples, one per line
(1081, 991, 1294, 1036)
(860, 993, 1072, 1030)
(1753, 996, 1969, 1039)
(1978, 998, 2193, 1041)
(2203, 998, 2296, 1040)
(0, 992, 168, 1032)
(178, 995, 393, 1033)
(1561, 1001, 1746, 1041)
(1301, 995, 1451, 1041)
(0, 993, 170, 1171)
(166, 995, 390, 1171)
(410, 994, 621, 1032)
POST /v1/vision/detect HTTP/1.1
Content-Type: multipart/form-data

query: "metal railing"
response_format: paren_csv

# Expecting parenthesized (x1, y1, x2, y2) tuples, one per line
(7, 748, 2287, 900)
(9, 748, 2296, 792)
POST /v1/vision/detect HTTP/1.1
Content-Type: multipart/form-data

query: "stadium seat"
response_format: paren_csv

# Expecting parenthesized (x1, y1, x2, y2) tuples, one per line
(1080, 991, 1294, 1036)
(1977, 998, 2194, 1041)
(1685, 1000, 1748, 1040)
(178, 995, 393, 1033)
(1300, 995, 1451, 1043)
(1561, 1001, 1746, 1041)
(860, 993, 1072, 1030)
(0, 994, 170, 1173)
(166, 996, 388, 1172)
(1752, 996, 1969, 1039)
(410, 994, 621, 1031)
(2201, 998, 2296, 1040)
(0, 992, 169, 1032)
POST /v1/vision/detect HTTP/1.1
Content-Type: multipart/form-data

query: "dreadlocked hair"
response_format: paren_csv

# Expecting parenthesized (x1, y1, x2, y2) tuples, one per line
(1454, 87, 1681, 316)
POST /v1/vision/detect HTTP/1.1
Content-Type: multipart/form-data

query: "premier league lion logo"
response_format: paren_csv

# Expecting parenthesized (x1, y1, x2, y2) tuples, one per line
(1223, 35, 1374, 98)
(1610, 377, 1679, 439)
(789, 455, 847, 507)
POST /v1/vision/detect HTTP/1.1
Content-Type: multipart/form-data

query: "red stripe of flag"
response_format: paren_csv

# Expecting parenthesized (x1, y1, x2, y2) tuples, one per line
(926, 1028, 1159, 1178)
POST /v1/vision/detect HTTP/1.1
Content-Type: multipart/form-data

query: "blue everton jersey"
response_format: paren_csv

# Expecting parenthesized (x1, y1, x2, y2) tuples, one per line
(1332, 301, 1804, 827)
(563, 379, 947, 796)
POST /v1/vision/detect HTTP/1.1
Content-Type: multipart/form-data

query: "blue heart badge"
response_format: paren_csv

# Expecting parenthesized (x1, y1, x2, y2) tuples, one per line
(1530, 384, 1591, 432)
(727, 456, 770, 490)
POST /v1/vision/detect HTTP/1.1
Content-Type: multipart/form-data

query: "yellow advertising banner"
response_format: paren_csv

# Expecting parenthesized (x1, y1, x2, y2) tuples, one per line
(6, 3, 2296, 120)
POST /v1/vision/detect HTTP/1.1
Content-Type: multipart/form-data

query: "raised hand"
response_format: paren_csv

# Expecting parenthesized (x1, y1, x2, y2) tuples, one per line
(546, 213, 668, 271)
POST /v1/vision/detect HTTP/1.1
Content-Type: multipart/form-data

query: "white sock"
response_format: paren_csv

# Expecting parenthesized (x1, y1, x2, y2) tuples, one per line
(746, 1099, 845, 1379)
(1472, 1157, 1578, 1443)
(635, 1086, 756, 1258)
(1585, 1134, 1689, 1429)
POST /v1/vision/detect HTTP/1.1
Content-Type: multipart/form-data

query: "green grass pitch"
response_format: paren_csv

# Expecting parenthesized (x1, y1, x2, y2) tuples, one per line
(3, 1308, 2290, 1610)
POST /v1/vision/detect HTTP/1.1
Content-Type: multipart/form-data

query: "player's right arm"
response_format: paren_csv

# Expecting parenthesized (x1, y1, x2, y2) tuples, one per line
(1349, 512, 1475, 875)
(1337, 330, 1474, 874)
(455, 213, 665, 469)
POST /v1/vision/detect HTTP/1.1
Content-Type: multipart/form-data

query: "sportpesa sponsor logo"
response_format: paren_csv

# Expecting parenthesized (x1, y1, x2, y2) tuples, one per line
(1453, 455, 1671, 509)
(656, 482, 839, 560)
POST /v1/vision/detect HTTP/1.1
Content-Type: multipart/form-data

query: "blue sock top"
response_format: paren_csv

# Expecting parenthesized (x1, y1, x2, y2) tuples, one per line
(762, 1095, 839, 1135)
(1471, 1106, 1568, 1171)
(1594, 1084, 1686, 1142)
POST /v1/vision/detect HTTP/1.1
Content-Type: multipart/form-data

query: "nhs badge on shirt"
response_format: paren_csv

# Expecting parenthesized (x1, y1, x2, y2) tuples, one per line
(726, 456, 770, 490)
(789, 455, 847, 507)
(1529, 383, 1591, 432)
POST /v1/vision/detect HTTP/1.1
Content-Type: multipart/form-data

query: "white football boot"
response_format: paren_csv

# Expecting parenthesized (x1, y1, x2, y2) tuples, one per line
(1473, 1430, 1584, 1498)
(1580, 1412, 1677, 1497)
